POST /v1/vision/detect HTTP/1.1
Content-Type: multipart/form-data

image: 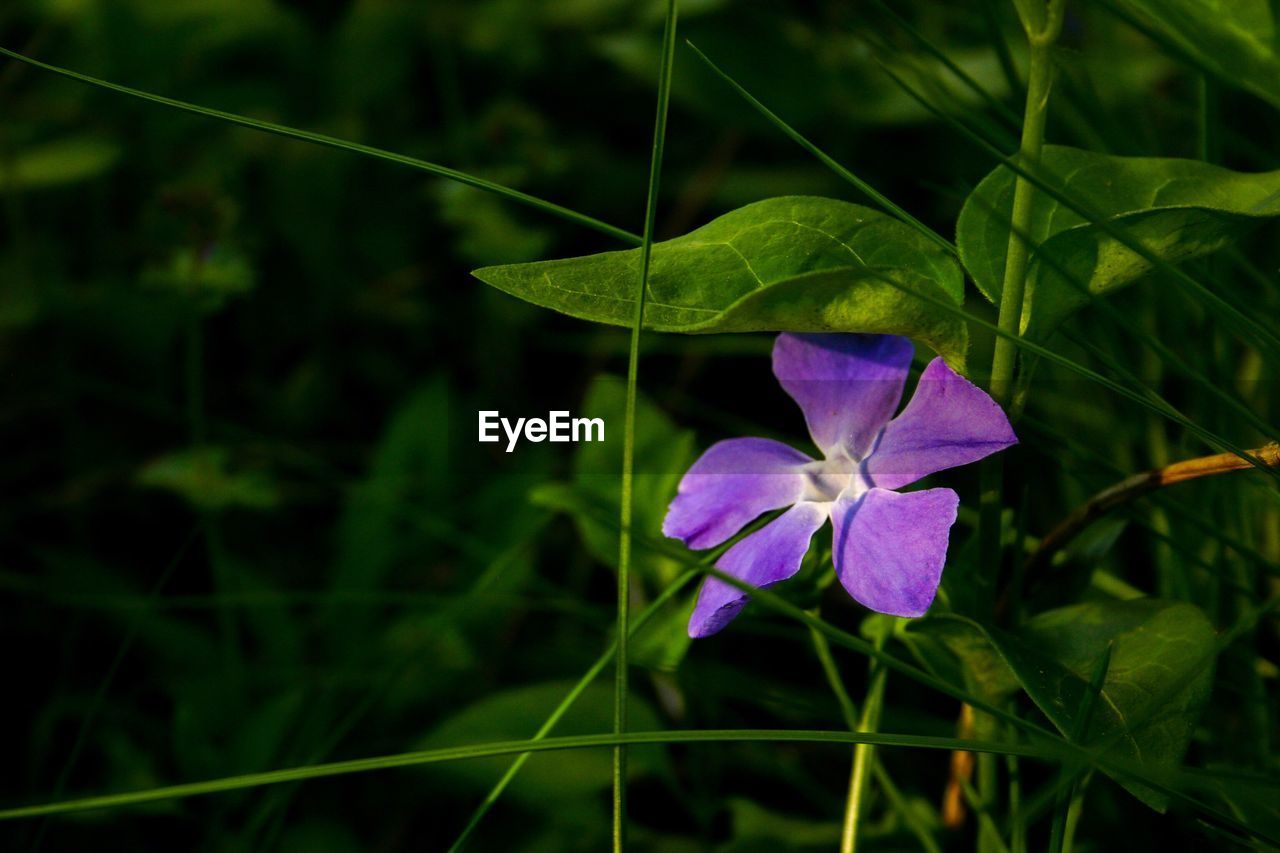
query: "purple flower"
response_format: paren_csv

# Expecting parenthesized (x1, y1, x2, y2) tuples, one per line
(663, 333, 1017, 638)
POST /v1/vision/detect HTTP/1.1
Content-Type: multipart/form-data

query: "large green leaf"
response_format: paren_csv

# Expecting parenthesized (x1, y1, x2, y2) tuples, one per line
(474, 196, 969, 369)
(915, 599, 1217, 810)
(957, 145, 1280, 339)
(1109, 0, 1280, 109)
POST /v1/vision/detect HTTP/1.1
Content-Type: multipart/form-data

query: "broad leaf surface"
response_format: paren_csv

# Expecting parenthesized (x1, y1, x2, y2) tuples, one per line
(474, 197, 969, 368)
(1110, 0, 1280, 109)
(957, 145, 1280, 339)
(915, 599, 1217, 810)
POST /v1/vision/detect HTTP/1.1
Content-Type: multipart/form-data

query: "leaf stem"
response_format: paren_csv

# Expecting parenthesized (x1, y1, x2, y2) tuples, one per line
(614, 3, 678, 849)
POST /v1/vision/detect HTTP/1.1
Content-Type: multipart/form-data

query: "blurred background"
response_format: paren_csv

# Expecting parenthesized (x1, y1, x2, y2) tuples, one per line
(2, 0, 1278, 850)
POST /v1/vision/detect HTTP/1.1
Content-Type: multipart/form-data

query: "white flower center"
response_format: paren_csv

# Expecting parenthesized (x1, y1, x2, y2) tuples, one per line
(800, 450, 871, 505)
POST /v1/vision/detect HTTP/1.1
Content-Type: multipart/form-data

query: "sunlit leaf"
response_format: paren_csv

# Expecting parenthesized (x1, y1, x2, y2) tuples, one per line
(957, 145, 1280, 339)
(475, 196, 968, 368)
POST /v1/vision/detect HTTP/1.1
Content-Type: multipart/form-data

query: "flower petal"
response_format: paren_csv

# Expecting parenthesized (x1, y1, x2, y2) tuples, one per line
(772, 333, 914, 460)
(663, 437, 813, 550)
(865, 358, 1017, 491)
(688, 501, 828, 638)
(831, 487, 958, 617)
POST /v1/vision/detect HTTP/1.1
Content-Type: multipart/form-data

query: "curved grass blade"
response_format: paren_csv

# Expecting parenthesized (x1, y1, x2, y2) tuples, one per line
(0, 729, 1060, 823)
(0, 45, 640, 246)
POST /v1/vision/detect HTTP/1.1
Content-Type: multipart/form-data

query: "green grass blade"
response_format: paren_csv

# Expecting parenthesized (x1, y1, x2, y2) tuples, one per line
(0, 729, 1055, 822)
(3, 726, 1266, 845)
(0, 45, 640, 246)
(614, 3, 678, 847)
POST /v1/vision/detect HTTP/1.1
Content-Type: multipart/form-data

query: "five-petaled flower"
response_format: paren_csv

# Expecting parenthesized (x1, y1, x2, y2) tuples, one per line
(663, 333, 1017, 638)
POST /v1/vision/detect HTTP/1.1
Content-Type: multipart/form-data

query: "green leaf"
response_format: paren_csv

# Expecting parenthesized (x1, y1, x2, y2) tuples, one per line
(916, 599, 1217, 811)
(1108, 0, 1280, 109)
(957, 145, 1280, 339)
(474, 197, 969, 369)
(417, 682, 664, 803)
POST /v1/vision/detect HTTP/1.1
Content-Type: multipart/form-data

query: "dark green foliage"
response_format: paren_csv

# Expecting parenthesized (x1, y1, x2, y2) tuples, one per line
(2, 0, 1278, 851)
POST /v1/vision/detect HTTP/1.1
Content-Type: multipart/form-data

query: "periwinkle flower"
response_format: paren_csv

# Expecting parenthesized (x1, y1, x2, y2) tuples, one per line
(663, 333, 1017, 638)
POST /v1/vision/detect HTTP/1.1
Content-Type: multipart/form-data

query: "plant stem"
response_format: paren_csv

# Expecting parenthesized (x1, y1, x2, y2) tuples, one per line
(986, 12, 1061, 408)
(842, 633, 888, 853)
(976, 4, 1066, 848)
(810, 624, 939, 853)
(614, 3, 677, 849)
(1024, 442, 1280, 574)
(977, 0, 1067, 608)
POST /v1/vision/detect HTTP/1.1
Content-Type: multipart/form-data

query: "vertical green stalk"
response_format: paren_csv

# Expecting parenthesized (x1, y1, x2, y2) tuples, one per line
(976, 3, 1065, 849)
(614, 3, 678, 849)
(841, 637, 888, 853)
(809, 623, 940, 853)
(977, 0, 1066, 612)
(987, 3, 1064, 408)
